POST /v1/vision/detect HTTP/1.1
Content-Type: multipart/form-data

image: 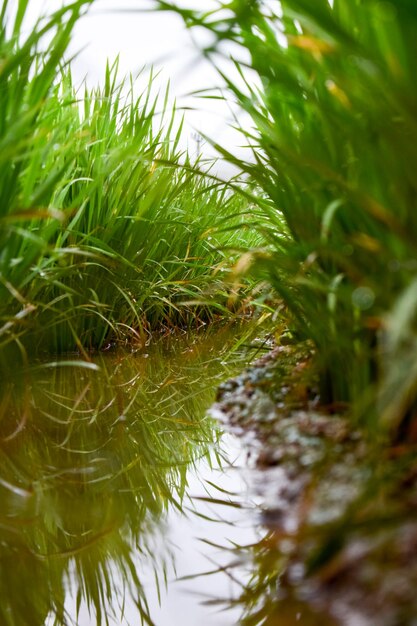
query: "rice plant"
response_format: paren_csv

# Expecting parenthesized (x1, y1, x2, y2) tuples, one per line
(0, 0, 93, 359)
(23, 63, 259, 354)
(153, 0, 417, 438)
(0, 0, 260, 362)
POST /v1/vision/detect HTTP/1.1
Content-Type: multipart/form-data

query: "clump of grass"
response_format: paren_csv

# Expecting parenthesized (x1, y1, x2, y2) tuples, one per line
(0, 0, 260, 361)
(24, 64, 258, 353)
(154, 0, 417, 438)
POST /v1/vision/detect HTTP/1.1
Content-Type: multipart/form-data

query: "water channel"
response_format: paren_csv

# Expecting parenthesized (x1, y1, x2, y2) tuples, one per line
(0, 324, 264, 626)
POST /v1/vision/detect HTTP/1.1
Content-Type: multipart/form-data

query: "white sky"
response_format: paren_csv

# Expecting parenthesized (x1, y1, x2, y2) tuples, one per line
(23, 0, 254, 175)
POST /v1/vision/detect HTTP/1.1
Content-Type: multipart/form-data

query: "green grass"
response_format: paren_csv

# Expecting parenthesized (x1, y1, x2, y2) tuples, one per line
(0, 0, 260, 363)
(154, 0, 417, 439)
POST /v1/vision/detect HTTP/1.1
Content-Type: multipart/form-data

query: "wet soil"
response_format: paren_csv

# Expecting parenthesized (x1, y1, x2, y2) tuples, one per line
(211, 342, 417, 626)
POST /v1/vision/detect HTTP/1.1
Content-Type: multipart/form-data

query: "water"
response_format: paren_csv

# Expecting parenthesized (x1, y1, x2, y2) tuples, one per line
(0, 325, 261, 626)
(66, 437, 258, 626)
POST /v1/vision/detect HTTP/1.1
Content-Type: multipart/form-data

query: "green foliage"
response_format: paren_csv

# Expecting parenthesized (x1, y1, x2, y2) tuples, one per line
(0, 0, 258, 360)
(154, 0, 417, 436)
(0, 0, 92, 354)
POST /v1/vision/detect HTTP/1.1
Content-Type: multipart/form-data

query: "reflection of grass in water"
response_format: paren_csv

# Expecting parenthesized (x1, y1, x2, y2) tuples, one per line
(0, 325, 257, 626)
(188, 439, 417, 625)
(182, 521, 340, 626)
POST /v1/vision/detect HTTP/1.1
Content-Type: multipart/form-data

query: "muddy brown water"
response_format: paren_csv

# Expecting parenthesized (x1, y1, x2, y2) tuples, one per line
(0, 325, 269, 626)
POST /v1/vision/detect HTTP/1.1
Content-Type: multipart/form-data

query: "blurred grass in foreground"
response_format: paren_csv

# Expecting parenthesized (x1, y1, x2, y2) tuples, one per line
(153, 0, 417, 439)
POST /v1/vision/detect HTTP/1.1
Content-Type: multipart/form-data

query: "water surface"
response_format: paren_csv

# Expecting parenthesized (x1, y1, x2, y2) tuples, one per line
(0, 325, 261, 626)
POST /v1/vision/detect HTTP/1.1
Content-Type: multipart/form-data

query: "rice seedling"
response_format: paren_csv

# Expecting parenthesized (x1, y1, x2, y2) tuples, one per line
(0, 0, 93, 360)
(25, 64, 260, 353)
(153, 0, 417, 438)
(0, 0, 261, 363)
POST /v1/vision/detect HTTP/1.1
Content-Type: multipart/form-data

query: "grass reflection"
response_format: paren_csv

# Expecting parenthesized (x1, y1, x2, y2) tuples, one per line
(0, 324, 254, 626)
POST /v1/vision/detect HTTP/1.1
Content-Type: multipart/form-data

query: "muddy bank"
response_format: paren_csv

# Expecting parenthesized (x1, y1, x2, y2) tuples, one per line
(210, 343, 417, 626)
